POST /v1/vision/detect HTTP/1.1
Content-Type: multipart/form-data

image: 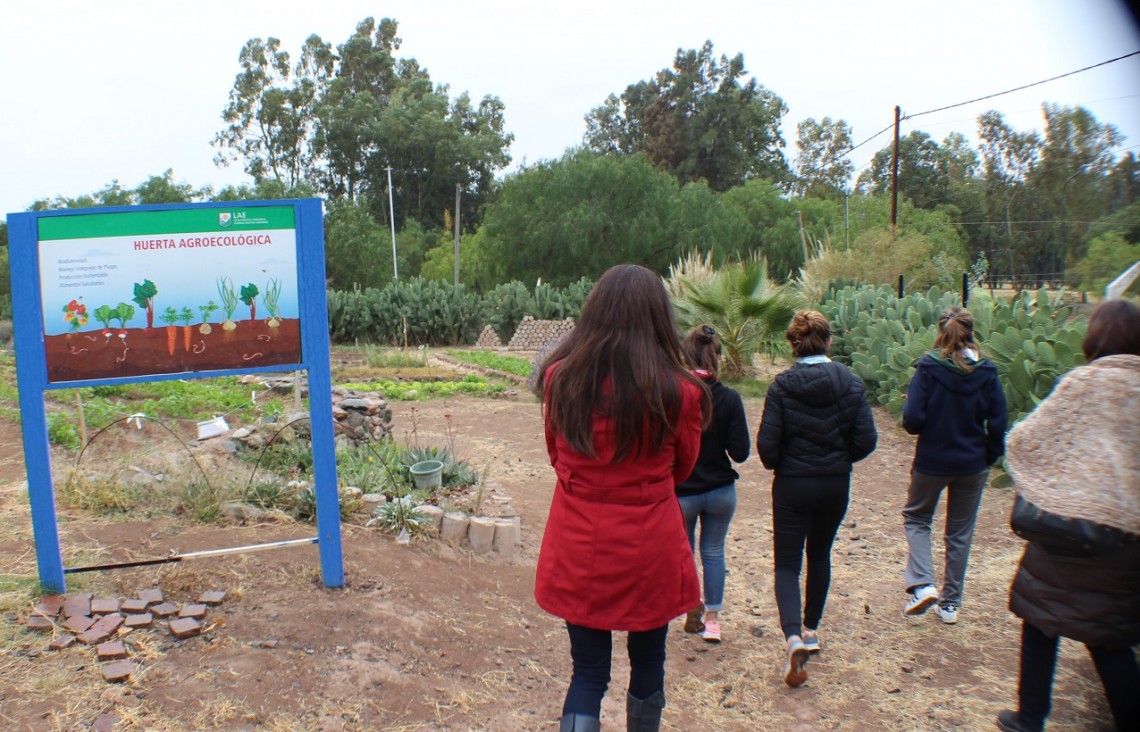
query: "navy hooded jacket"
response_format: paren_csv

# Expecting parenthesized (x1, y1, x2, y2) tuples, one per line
(902, 353, 1008, 475)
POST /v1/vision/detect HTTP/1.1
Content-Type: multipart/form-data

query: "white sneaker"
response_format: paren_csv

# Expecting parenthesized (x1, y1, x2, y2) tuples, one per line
(904, 585, 938, 616)
(936, 604, 958, 624)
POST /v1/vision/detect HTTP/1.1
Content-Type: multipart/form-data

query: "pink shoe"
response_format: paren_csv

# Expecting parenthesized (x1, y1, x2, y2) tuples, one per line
(699, 618, 721, 642)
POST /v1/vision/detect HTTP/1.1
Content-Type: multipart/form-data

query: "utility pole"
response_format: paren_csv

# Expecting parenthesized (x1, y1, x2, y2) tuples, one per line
(890, 105, 901, 232)
(386, 166, 398, 281)
(843, 189, 850, 250)
(454, 183, 461, 286)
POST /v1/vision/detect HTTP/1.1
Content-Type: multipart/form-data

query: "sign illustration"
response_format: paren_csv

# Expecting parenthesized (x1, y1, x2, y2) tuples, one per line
(36, 206, 301, 382)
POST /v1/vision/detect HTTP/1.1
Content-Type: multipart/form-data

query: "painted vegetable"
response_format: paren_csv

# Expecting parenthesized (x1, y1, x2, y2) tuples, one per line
(179, 307, 193, 352)
(132, 279, 158, 329)
(160, 306, 179, 356)
(263, 279, 282, 328)
(217, 277, 239, 331)
(240, 283, 259, 321)
(198, 300, 219, 335)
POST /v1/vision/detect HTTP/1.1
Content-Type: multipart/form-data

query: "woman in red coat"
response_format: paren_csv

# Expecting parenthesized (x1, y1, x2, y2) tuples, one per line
(534, 264, 710, 732)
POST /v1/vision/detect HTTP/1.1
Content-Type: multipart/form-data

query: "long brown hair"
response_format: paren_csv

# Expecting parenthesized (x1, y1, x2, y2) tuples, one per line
(536, 264, 711, 462)
(935, 306, 981, 372)
(682, 324, 722, 379)
(1082, 299, 1140, 360)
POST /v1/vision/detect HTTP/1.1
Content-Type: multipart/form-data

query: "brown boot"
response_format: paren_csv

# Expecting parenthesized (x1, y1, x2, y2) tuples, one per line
(683, 603, 705, 633)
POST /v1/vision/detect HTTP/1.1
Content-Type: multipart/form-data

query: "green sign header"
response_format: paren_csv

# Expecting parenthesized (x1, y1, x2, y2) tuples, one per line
(38, 206, 296, 241)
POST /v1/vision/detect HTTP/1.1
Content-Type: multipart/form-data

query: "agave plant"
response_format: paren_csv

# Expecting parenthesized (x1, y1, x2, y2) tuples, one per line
(672, 254, 801, 376)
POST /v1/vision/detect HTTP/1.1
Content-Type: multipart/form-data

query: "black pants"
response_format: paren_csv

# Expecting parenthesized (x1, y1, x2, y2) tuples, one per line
(562, 622, 668, 718)
(1018, 620, 1140, 731)
(772, 473, 850, 640)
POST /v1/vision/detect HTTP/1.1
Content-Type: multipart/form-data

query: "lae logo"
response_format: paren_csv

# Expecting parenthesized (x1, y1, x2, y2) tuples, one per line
(218, 212, 233, 228)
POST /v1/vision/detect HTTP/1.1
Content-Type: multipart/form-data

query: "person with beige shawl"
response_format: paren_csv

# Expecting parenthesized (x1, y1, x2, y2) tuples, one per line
(997, 300, 1140, 732)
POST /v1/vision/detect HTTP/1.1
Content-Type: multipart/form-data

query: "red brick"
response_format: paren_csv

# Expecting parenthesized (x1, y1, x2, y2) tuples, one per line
(78, 627, 113, 645)
(48, 635, 77, 651)
(150, 602, 178, 617)
(198, 590, 226, 605)
(64, 615, 95, 634)
(178, 604, 207, 619)
(120, 598, 148, 614)
(36, 595, 66, 616)
(137, 588, 164, 605)
(91, 613, 124, 634)
(91, 598, 120, 615)
(123, 613, 153, 628)
(169, 617, 202, 639)
(101, 661, 133, 683)
(95, 640, 128, 660)
(26, 615, 53, 632)
(62, 594, 92, 618)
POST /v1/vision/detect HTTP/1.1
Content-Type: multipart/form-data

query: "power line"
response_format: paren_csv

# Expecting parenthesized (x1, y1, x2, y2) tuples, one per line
(904, 51, 1140, 121)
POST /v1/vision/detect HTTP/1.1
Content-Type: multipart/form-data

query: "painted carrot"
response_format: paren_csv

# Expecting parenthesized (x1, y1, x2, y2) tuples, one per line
(160, 306, 179, 357)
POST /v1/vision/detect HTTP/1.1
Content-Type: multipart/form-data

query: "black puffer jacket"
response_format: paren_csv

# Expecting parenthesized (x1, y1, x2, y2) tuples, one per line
(757, 360, 878, 476)
(1009, 540, 1140, 649)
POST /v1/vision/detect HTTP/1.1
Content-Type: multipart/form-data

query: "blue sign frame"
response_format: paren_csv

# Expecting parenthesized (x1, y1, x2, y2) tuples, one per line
(8, 199, 343, 592)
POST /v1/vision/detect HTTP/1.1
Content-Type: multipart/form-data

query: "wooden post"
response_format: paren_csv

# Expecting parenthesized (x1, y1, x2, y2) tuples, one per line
(890, 105, 901, 232)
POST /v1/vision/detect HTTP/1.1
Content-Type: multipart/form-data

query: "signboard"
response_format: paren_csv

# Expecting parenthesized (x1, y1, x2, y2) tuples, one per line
(8, 200, 343, 593)
(36, 206, 301, 382)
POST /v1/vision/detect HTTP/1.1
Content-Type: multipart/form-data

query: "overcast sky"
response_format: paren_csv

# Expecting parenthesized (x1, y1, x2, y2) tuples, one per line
(2, 0, 1138, 219)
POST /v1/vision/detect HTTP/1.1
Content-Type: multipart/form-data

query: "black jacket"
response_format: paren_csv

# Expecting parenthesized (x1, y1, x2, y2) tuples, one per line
(1010, 539, 1140, 649)
(676, 378, 749, 494)
(757, 360, 877, 476)
(902, 354, 1007, 475)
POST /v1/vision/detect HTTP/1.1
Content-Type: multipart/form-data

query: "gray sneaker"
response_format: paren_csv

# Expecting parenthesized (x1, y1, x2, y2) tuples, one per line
(936, 604, 958, 624)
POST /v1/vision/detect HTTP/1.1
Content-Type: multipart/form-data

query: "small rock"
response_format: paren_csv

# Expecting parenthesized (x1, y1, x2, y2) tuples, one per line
(198, 591, 226, 606)
(92, 711, 121, 732)
(48, 635, 77, 651)
(138, 588, 164, 605)
(902, 664, 914, 673)
(120, 599, 148, 614)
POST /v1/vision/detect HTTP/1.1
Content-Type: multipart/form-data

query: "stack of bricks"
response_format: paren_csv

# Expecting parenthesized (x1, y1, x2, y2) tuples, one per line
(506, 317, 575, 350)
(25, 588, 227, 683)
(475, 324, 503, 348)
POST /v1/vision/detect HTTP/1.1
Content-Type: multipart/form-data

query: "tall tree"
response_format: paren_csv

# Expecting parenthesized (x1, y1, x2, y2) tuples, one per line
(584, 41, 789, 191)
(793, 117, 854, 199)
(213, 35, 335, 188)
(477, 151, 689, 285)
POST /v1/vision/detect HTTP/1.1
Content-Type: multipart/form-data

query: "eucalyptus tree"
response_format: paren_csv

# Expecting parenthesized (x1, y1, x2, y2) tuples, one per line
(584, 41, 789, 191)
(212, 34, 335, 188)
(793, 117, 854, 200)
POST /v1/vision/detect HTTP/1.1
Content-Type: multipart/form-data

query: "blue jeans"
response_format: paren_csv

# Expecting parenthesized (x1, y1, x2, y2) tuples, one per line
(562, 622, 669, 717)
(677, 483, 737, 611)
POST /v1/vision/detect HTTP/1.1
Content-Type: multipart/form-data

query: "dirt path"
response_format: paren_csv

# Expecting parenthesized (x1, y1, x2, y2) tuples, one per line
(0, 396, 1117, 731)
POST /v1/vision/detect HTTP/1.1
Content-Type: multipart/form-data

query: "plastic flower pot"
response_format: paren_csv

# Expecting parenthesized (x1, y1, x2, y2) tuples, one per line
(409, 460, 444, 491)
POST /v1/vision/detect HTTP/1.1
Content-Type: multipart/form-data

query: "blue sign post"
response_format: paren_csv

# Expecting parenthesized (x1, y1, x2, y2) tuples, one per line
(8, 199, 343, 592)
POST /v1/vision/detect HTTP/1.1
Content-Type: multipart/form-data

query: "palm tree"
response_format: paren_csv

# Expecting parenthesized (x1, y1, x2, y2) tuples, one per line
(672, 254, 801, 377)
